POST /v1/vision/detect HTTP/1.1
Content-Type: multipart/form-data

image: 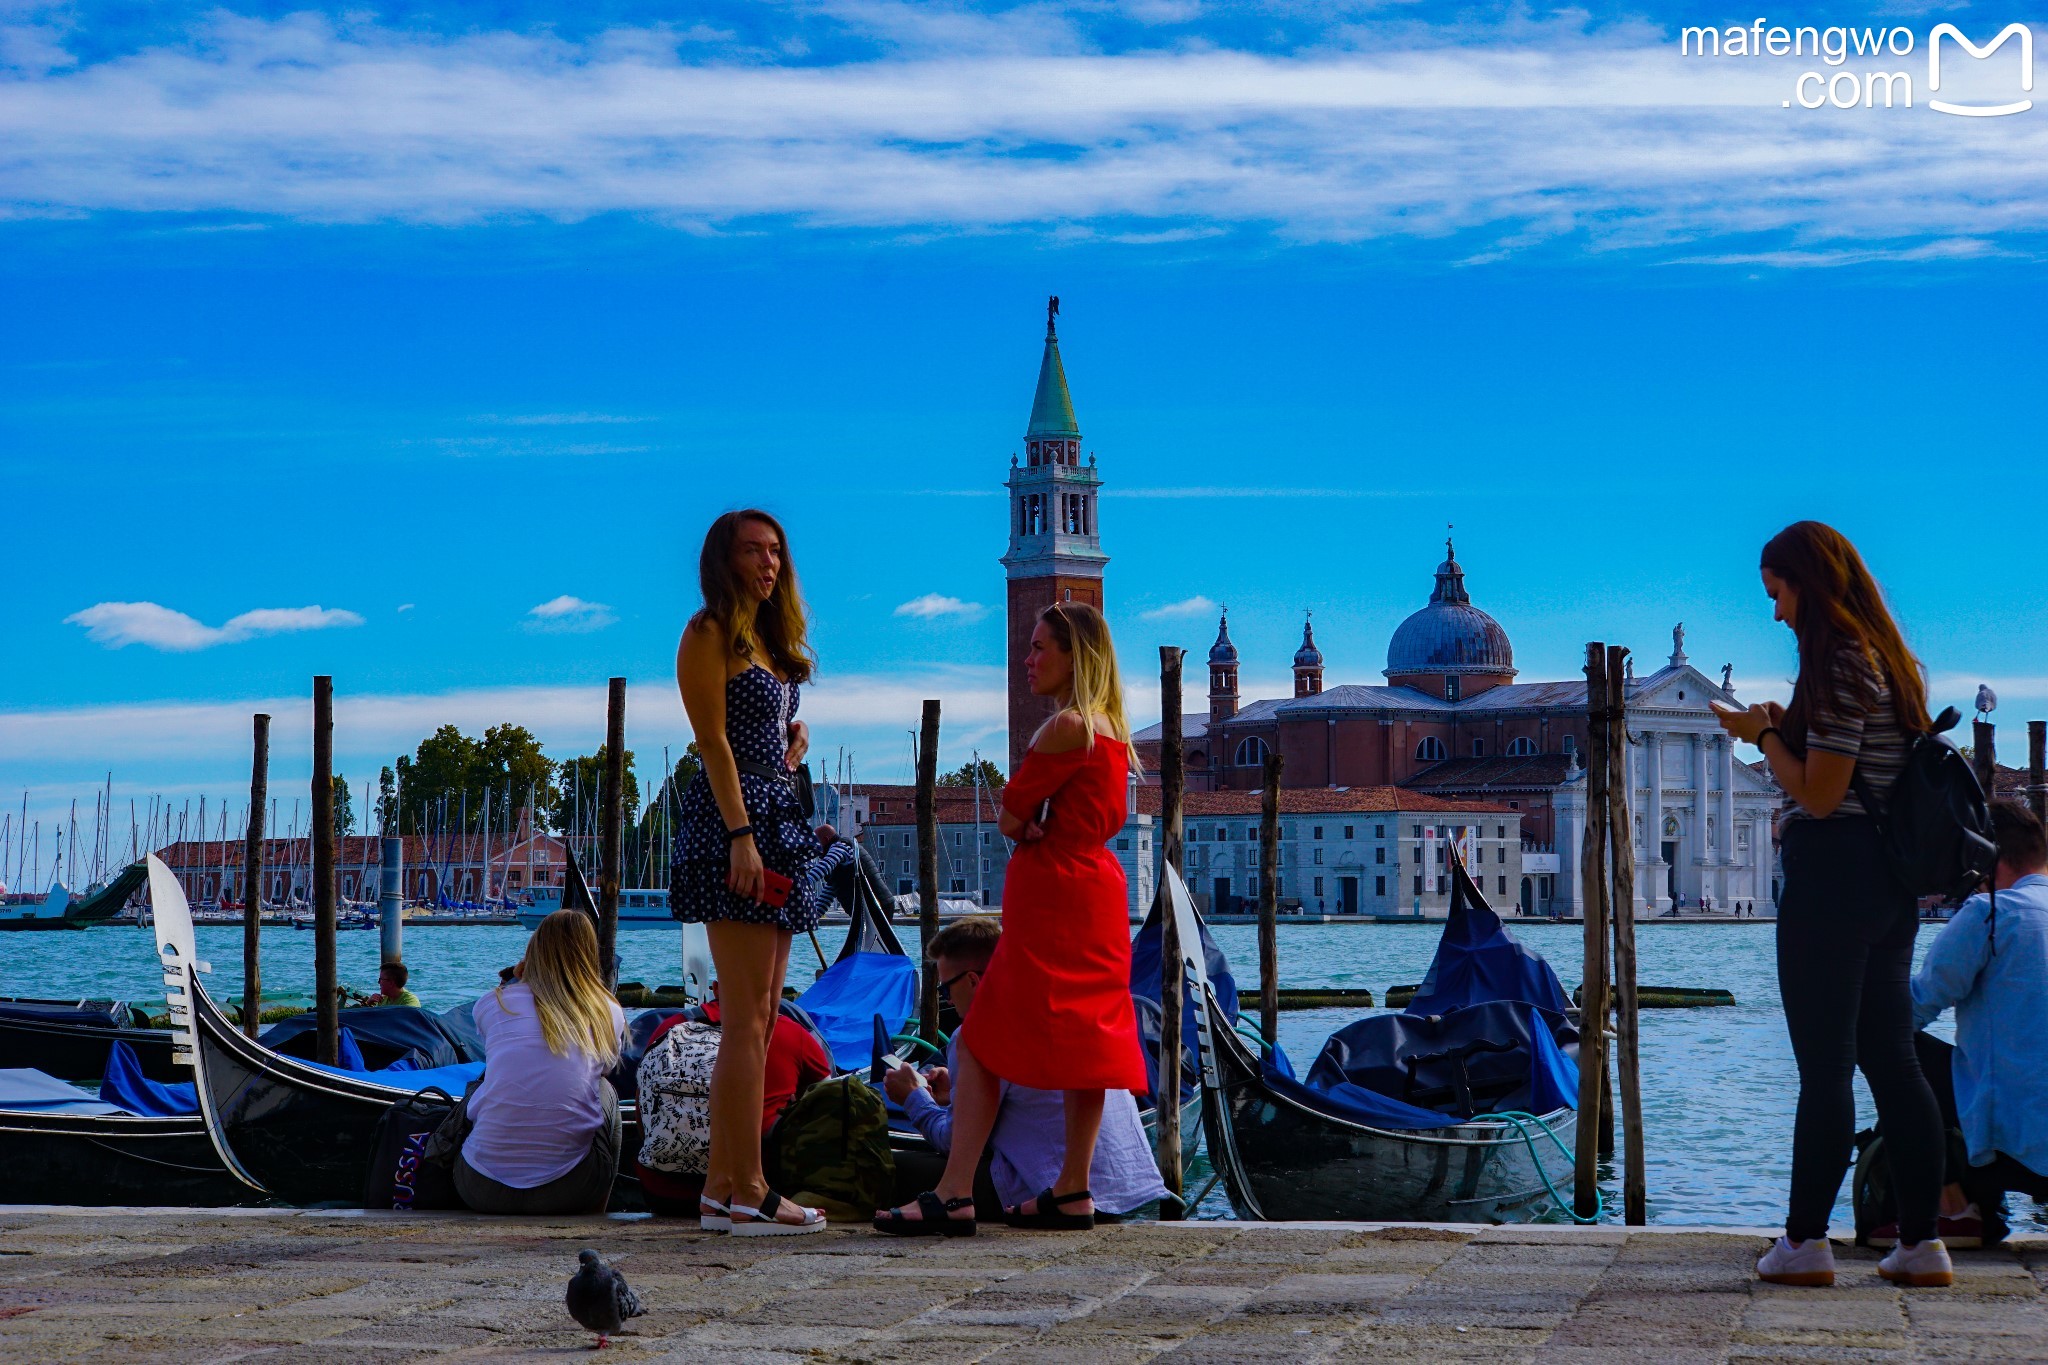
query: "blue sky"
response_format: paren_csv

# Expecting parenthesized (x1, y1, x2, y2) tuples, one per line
(2, 0, 2044, 874)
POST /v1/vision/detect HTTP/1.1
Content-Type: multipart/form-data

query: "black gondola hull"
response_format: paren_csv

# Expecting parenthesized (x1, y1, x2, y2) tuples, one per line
(0, 1016, 182, 1084)
(0, 1110, 249, 1207)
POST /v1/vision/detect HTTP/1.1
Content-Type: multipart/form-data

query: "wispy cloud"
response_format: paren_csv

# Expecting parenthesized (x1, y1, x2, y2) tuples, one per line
(525, 595, 617, 633)
(2, 14, 2044, 256)
(64, 601, 364, 652)
(895, 593, 987, 622)
(1140, 595, 1220, 621)
(472, 413, 652, 426)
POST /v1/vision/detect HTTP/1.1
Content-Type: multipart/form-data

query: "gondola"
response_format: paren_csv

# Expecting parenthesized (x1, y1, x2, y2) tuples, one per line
(1186, 858, 1583, 1224)
(0, 1070, 250, 1207)
(0, 997, 182, 1083)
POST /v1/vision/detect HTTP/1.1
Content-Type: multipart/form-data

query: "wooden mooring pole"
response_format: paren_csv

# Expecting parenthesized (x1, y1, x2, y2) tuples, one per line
(2028, 721, 2045, 827)
(1604, 644, 1647, 1225)
(241, 713, 269, 1039)
(915, 700, 942, 1047)
(1575, 644, 1612, 1220)
(311, 677, 338, 1067)
(1975, 716, 1997, 796)
(599, 678, 626, 993)
(1156, 645, 1187, 1218)
(1258, 751, 1283, 1049)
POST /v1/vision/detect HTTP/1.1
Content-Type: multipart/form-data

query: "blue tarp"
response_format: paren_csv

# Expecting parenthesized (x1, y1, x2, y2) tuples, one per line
(1404, 872, 1570, 1018)
(0, 1068, 129, 1116)
(261, 1006, 473, 1070)
(300, 1058, 486, 1093)
(100, 1040, 198, 1117)
(795, 951, 919, 1073)
(1130, 899, 1240, 1024)
(1294, 1000, 1579, 1127)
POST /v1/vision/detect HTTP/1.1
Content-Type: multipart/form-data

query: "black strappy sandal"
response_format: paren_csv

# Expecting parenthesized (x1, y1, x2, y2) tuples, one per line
(872, 1191, 976, 1237)
(1004, 1187, 1095, 1231)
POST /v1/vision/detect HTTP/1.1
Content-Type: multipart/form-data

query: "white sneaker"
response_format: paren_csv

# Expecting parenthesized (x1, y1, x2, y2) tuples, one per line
(1757, 1235, 1836, 1286)
(1878, 1237, 1954, 1287)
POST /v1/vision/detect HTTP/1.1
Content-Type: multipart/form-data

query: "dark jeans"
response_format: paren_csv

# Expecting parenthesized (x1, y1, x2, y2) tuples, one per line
(454, 1082, 622, 1215)
(1914, 1032, 2048, 1222)
(1778, 818, 1944, 1244)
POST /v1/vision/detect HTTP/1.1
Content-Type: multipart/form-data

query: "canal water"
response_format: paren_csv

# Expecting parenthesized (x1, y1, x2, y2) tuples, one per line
(6, 919, 2014, 1233)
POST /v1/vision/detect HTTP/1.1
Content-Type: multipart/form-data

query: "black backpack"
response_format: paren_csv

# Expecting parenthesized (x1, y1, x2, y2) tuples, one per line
(1852, 706, 1997, 902)
(363, 1086, 466, 1211)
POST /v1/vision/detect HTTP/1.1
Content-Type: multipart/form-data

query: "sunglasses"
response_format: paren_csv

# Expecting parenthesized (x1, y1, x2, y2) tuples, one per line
(939, 968, 979, 993)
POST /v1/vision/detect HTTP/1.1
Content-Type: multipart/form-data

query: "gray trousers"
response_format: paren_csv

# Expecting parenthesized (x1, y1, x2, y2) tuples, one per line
(454, 1082, 621, 1215)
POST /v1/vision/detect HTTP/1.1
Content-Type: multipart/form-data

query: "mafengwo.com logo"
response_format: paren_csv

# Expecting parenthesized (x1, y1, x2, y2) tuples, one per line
(1681, 20, 2034, 113)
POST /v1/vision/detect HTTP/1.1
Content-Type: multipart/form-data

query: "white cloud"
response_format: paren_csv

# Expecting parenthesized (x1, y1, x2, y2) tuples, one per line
(64, 601, 364, 651)
(525, 595, 617, 633)
(1140, 595, 1221, 621)
(895, 593, 987, 621)
(1, 15, 2044, 254)
(397, 603, 415, 613)
(472, 412, 651, 426)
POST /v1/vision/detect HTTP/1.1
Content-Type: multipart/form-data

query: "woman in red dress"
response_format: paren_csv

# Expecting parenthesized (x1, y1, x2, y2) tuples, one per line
(876, 602, 1149, 1236)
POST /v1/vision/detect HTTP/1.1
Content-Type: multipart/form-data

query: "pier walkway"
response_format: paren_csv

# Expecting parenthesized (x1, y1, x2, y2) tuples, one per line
(5, 1207, 2045, 1362)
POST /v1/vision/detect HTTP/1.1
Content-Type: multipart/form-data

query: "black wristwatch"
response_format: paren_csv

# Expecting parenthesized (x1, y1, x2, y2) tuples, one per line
(726, 824, 755, 843)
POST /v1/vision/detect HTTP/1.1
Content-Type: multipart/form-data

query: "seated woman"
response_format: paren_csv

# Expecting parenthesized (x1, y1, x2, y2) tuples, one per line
(455, 910, 627, 1215)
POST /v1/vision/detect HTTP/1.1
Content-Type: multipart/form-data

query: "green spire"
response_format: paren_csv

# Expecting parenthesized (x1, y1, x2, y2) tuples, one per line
(1026, 297, 1079, 439)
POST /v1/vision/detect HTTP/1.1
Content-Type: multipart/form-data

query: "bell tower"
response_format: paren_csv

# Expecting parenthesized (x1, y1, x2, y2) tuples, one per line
(1001, 296, 1107, 772)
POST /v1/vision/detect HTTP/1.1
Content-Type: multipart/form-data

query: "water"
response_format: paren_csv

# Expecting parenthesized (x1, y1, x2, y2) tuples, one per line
(5, 919, 2015, 1232)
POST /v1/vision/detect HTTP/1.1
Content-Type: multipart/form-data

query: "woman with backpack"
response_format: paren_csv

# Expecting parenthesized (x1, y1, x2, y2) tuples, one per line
(671, 509, 848, 1236)
(453, 910, 626, 1214)
(1715, 520, 1951, 1288)
(875, 603, 1151, 1236)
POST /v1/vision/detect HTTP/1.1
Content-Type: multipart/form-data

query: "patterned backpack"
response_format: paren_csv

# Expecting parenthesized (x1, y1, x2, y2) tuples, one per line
(636, 1015, 722, 1175)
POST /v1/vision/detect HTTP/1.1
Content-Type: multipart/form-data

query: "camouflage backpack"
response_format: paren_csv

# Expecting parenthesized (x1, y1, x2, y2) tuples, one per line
(768, 1074, 896, 1222)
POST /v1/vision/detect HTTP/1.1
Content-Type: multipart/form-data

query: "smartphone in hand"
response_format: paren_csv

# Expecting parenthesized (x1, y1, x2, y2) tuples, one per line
(758, 867, 793, 908)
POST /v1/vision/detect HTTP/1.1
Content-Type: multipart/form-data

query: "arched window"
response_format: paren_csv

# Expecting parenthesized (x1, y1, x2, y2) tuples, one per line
(1506, 736, 1538, 757)
(1234, 736, 1270, 768)
(1415, 736, 1448, 762)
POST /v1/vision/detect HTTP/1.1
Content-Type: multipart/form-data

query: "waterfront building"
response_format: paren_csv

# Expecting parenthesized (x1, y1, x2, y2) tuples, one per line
(1133, 545, 1779, 918)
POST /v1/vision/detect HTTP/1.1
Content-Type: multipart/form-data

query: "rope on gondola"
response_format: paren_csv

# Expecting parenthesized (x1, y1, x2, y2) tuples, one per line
(1472, 1109, 1605, 1225)
(76, 1136, 228, 1174)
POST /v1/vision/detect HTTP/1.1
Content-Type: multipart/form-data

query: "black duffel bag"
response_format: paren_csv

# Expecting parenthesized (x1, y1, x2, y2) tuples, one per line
(363, 1086, 469, 1211)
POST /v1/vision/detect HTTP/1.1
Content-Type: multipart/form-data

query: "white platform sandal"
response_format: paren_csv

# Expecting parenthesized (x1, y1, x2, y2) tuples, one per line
(729, 1190, 827, 1237)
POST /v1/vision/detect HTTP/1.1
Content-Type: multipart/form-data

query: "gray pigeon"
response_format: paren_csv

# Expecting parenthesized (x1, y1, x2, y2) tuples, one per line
(566, 1248, 644, 1349)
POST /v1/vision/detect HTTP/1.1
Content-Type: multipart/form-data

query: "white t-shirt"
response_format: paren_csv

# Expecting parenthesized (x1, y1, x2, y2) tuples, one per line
(462, 983, 626, 1189)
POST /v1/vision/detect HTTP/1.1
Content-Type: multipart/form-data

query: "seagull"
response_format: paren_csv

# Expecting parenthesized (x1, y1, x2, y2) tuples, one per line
(1977, 683, 1998, 719)
(566, 1249, 644, 1349)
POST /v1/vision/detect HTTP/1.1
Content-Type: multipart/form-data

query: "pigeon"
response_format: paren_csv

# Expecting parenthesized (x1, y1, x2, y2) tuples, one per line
(1978, 684, 1999, 719)
(566, 1248, 644, 1349)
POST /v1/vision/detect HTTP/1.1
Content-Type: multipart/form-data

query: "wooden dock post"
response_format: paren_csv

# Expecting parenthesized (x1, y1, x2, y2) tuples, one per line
(1604, 644, 1646, 1225)
(599, 678, 626, 992)
(1575, 644, 1612, 1219)
(1258, 751, 1283, 1049)
(2028, 721, 2045, 826)
(311, 677, 338, 1066)
(1975, 716, 1997, 795)
(916, 700, 942, 1047)
(241, 713, 269, 1039)
(1157, 645, 1187, 1218)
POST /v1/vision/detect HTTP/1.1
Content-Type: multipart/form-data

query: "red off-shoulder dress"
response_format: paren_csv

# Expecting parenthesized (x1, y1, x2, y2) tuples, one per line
(957, 736, 1149, 1093)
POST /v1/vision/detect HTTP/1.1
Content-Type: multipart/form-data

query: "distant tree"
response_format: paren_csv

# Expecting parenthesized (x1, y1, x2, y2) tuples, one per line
(330, 776, 354, 839)
(936, 759, 1006, 792)
(552, 746, 639, 838)
(377, 766, 397, 836)
(395, 724, 558, 835)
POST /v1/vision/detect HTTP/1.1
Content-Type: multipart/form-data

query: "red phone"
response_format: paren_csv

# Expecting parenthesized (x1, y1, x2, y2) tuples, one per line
(758, 868, 793, 909)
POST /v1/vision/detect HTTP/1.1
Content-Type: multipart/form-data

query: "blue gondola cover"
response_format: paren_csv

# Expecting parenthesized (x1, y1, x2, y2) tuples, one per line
(1404, 872, 1570, 1018)
(100, 1040, 199, 1116)
(0, 1068, 130, 1117)
(796, 952, 918, 1073)
(1296, 1000, 1579, 1127)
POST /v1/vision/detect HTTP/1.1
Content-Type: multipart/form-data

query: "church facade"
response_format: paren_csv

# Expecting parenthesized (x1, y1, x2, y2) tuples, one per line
(1134, 549, 1781, 918)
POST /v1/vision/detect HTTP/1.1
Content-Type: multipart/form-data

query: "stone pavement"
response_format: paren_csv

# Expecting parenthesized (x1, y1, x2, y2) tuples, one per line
(5, 1209, 2048, 1363)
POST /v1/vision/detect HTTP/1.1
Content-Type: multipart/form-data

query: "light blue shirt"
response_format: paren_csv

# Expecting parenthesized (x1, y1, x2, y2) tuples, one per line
(1912, 873, 2048, 1177)
(902, 1038, 1170, 1215)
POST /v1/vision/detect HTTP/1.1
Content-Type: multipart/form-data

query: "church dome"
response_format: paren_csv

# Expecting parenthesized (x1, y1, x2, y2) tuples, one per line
(1384, 542, 1516, 680)
(1293, 614, 1323, 669)
(1208, 611, 1239, 665)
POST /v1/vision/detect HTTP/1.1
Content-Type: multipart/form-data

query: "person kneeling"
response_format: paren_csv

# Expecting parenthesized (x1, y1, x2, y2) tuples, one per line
(455, 910, 626, 1215)
(882, 917, 1168, 1225)
(1906, 798, 2048, 1247)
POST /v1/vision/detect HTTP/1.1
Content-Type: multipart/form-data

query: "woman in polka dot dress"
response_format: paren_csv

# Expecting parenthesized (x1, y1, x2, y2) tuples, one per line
(671, 508, 849, 1236)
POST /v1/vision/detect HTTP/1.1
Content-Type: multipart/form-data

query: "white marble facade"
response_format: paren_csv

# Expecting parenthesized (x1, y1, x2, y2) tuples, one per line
(1553, 633, 1780, 918)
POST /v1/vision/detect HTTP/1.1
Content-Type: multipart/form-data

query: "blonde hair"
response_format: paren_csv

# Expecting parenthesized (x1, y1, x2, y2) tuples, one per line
(692, 509, 816, 684)
(498, 910, 621, 1066)
(1038, 603, 1142, 773)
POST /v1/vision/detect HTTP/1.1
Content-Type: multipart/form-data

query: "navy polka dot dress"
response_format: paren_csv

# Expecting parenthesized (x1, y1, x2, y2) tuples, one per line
(670, 664, 839, 932)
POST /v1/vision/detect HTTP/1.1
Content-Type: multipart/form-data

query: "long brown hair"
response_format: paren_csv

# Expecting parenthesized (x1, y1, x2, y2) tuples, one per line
(1037, 602, 1141, 771)
(692, 509, 816, 684)
(497, 910, 620, 1065)
(1760, 521, 1928, 748)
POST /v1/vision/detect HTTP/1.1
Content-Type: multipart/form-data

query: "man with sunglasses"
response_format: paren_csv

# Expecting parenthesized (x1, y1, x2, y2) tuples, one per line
(883, 916, 1168, 1220)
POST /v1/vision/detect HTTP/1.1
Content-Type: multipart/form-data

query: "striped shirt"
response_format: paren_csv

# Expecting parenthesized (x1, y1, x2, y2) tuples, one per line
(1791, 648, 1910, 821)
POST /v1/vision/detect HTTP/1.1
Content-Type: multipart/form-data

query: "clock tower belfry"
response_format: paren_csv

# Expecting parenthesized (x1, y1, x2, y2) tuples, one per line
(1001, 296, 1107, 772)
